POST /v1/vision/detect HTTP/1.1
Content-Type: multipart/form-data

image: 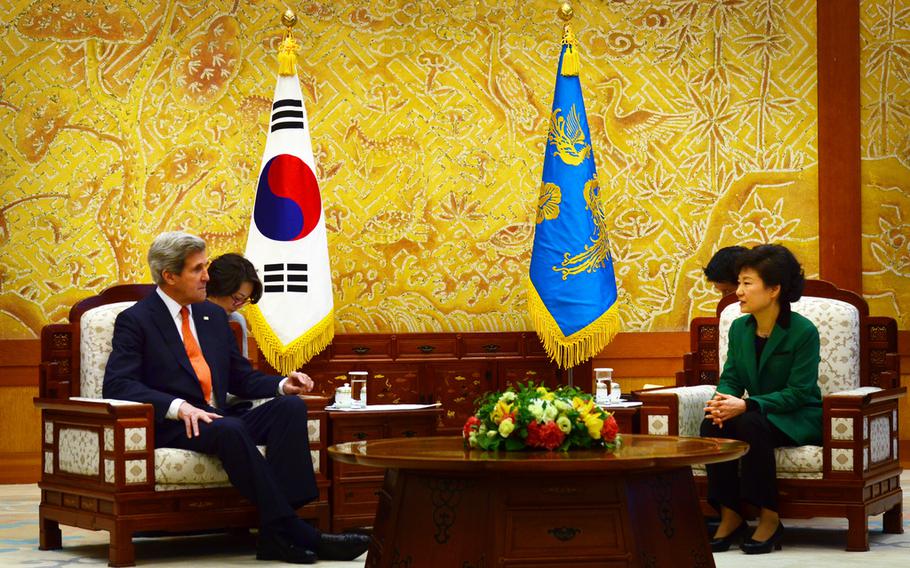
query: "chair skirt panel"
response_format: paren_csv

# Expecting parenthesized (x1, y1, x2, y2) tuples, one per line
(718, 296, 861, 396)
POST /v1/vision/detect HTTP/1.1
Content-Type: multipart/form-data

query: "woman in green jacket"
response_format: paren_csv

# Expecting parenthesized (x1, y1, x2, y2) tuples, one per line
(701, 244, 821, 555)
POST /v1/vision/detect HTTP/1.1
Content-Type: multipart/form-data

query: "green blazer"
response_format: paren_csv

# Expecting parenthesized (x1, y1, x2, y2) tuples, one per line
(716, 311, 822, 446)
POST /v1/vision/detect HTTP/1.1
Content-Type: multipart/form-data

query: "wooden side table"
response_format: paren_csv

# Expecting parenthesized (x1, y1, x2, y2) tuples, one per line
(326, 407, 441, 531)
(599, 403, 641, 434)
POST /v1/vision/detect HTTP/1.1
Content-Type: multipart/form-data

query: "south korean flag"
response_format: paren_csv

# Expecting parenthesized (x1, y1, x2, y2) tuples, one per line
(244, 73, 334, 374)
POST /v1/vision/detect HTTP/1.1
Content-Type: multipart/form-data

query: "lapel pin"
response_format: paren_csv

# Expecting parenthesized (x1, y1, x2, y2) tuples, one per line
(203, 316, 209, 321)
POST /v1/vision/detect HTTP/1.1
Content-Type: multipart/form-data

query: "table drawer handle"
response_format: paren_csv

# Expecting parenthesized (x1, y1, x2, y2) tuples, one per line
(354, 432, 368, 440)
(417, 345, 435, 353)
(352, 346, 370, 354)
(547, 527, 581, 542)
(482, 343, 501, 352)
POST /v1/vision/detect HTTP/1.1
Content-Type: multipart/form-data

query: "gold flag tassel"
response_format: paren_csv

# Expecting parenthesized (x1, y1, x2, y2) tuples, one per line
(246, 304, 335, 375)
(278, 9, 299, 76)
(558, 3, 579, 77)
(527, 281, 621, 369)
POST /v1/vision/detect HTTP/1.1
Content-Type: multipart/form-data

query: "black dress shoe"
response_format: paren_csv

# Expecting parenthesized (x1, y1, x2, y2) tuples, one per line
(316, 532, 371, 561)
(710, 521, 749, 552)
(257, 530, 317, 564)
(740, 522, 784, 555)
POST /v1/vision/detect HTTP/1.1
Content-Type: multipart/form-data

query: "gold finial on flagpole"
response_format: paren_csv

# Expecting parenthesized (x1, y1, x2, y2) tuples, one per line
(558, 2, 579, 76)
(278, 9, 300, 76)
(281, 8, 297, 29)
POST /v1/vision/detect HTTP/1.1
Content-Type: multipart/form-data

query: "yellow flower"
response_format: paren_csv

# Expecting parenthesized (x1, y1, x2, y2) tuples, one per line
(498, 418, 515, 437)
(573, 397, 595, 416)
(536, 386, 555, 401)
(583, 413, 604, 439)
(556, 415, 572, 434)
(491, 400, 513, 424)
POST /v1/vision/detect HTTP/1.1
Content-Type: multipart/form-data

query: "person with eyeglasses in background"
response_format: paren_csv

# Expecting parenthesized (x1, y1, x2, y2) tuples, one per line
(703, 245, 749, 298)
(206, 253, 262, 358)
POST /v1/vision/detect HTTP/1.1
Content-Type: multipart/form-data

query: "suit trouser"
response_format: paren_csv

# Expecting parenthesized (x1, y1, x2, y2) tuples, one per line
(158, 396, 319, 546)
(699, 410, 796, 513)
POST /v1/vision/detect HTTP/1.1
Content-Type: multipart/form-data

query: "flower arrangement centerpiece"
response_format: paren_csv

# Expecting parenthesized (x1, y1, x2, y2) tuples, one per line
(463, 382, 621, 451)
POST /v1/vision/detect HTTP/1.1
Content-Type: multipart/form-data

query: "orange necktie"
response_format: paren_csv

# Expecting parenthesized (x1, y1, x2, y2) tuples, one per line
(180, 307, 213, 404)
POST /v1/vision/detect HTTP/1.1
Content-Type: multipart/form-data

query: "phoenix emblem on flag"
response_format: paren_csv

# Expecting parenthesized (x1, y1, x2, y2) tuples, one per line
(547, 105, 591, 166)
(554, 175, 612, 280)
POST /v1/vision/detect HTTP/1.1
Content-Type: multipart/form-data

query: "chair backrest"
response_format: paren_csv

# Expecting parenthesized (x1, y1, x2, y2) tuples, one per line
(80, 302, 136, 399)
(718, 296, 861, 396)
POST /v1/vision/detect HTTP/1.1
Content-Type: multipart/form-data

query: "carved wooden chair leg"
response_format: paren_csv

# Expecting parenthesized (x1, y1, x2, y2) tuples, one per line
(39, 513, 62, 550)
(108, 527, 136, 567)
(882, 501, 903, 534)
(845, 508, 870, 552)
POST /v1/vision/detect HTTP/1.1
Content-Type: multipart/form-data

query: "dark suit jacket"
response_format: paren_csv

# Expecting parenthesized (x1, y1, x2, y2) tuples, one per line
(102, 292, 281, 443)
(717, 311, 822, 446)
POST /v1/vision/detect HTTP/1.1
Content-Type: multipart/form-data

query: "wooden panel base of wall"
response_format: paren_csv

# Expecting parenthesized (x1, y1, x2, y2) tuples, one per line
(0, 452, 40, 484)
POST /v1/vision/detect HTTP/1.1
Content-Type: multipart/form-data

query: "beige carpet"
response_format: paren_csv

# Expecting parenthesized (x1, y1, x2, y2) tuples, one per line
(1, 475, 907, 566)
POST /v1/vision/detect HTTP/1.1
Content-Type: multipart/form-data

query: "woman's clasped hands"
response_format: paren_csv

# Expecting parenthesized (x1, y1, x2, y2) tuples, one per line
(704, 393, 747, 427)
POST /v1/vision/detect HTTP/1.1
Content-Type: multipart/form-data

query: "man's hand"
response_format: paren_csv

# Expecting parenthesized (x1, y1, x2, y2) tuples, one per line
(177, 402, 222, 439)
(282, 371, 314, 395)
(703, 393, 746, 428)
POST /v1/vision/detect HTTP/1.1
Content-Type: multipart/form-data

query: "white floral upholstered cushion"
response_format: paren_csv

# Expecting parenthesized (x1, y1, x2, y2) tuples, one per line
(81, 302, 136, 399)
(693, 445, 823, 479)
(719, 296, 862, 395)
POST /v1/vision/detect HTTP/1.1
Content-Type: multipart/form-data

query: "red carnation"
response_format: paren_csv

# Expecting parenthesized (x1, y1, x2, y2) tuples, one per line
(527, 419, 565, 450)
(463, 416, 482, 438)
(601, 414, 619, 442)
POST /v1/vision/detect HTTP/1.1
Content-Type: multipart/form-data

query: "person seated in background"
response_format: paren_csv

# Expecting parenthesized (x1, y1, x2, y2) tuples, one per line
(703, 246, 748, 297)
(103, 231, 369, 564)
(206, 253, 262, 357)
(700, 244, 821, 555)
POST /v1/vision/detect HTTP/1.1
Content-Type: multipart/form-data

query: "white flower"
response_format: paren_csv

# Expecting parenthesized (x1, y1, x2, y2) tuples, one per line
(555, 399, 571, 413)
(501, 391, 517, 402)
(528, 400, 546, 421)
(556, 415, 572, 434)
(542, 402, 558, 422)
(487, 430, 497, 438)
(498, 418, 515, 437)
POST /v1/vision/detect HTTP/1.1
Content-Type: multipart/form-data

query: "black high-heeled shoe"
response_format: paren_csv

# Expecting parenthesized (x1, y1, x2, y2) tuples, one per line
(710, 521, 749, 552)
(740, 522, 784, 554)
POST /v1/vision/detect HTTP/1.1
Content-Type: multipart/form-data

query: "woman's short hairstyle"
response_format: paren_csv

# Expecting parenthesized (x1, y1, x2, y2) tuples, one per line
(735, 244, 805, 304)
(703, 246, 748, 285)
(206, 253, 263, 305)
(148, 232, 206, 286)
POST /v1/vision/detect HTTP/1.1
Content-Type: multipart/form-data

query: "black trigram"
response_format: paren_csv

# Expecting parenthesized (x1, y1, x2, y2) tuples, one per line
(270, 99, 305, 132)
(263, 263, 307, 293)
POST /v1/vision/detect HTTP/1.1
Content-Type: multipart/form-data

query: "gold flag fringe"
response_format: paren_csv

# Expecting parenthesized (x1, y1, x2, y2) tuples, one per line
(246, 304, 335, 375)
(527, 282, 620, 369)
(560, 24, 580, 77)
(278, 34, 299, 76)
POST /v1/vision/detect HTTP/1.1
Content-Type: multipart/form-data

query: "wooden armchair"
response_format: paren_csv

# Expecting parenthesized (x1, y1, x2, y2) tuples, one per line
(35, 284, 330, 566)
(636, 280, 904, 551)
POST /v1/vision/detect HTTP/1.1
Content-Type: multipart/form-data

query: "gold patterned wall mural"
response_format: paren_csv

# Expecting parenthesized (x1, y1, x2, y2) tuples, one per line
(861, 0, 910, 329)
(0, 0, 824, 339)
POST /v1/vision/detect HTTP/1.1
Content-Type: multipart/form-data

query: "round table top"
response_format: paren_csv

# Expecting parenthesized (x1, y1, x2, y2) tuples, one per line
(329, 435, 748, 473)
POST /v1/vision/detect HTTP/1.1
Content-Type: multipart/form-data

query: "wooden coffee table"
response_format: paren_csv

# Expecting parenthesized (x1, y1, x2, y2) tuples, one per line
(329, 435, 747, 567)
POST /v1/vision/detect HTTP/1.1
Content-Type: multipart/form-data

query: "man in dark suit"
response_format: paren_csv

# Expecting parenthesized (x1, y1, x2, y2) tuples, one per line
(103, 231, 369, 564)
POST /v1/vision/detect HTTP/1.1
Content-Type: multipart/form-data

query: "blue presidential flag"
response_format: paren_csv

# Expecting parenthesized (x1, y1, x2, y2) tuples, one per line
(244, 32, 334, 374)
(527, 24, 620, 369)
